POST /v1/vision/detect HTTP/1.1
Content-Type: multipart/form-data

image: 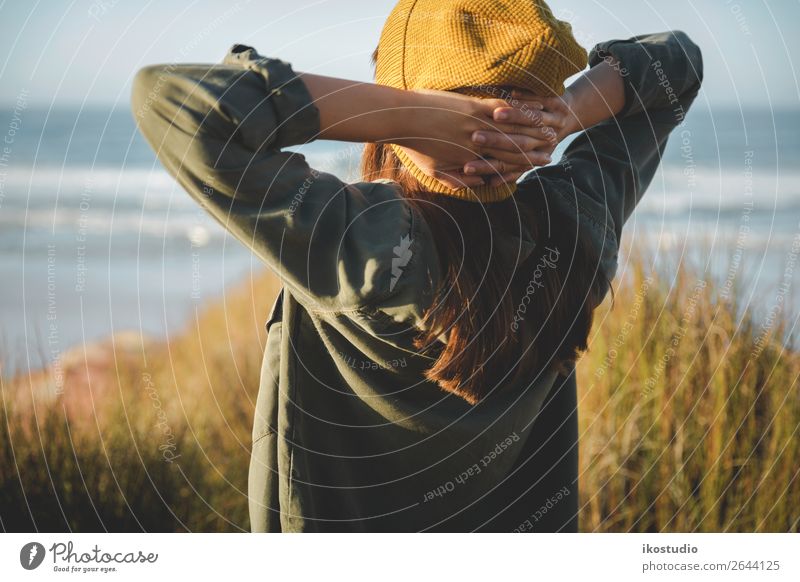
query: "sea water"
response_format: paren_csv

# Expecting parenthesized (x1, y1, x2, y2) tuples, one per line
(0, 105, 798, 373)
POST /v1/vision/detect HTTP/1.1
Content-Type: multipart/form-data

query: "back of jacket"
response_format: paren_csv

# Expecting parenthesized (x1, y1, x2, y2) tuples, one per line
(132, 31, 702, 531)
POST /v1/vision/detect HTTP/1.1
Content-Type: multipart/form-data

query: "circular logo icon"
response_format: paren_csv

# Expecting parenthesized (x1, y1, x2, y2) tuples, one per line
(20, 542, 46, 570)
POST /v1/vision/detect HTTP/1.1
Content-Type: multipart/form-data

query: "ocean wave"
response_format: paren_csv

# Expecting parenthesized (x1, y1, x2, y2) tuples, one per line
(629, 164, 800, 214)
(0, 207, 224, 244)
(2, 161, 799, 222)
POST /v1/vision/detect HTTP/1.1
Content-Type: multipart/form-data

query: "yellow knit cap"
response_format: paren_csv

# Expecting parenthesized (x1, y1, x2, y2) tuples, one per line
(375, 0, 587, 203)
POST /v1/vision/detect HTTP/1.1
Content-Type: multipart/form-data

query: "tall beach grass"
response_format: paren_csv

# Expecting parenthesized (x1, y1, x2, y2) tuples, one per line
(1, 256, 798, 532)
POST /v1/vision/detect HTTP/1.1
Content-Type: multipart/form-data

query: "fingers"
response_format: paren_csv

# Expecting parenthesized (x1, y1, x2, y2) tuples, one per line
(483, 103, 552, 130)
(491, 104, 544, 127)
(463, 158, 527, 188)
(491, 106, 565, 130)
(536, 96, 570, 113)
(482, 147, 552, 167)
(439, 156, 540, 190)
(509, 89, 569, 111)
(472, 127, 556, 151)
(488, 89, 571, 136)
(431, 168, 489, 189)
(462, 156, 544, 178)
(463, 158, 516, 177)
(486, 172, 524, 188)
(507, 89, 566, 109)
(435, 158, 533, 189)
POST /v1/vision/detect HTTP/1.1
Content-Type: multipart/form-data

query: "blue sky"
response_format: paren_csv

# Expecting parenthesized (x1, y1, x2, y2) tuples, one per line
(1, 0, 798, 108)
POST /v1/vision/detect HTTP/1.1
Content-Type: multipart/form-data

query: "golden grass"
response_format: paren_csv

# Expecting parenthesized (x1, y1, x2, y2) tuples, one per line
(1, 257, 798, 531)
(1, 273, 280, 532)
(577, 260, 800, 532)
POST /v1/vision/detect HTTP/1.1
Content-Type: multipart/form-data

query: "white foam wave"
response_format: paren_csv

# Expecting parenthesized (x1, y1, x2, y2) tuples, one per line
(636, 164, 800, 214)
(3, 162, 799, 225)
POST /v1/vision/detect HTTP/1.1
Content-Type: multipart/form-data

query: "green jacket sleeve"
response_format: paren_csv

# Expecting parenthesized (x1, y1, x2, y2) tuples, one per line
(520, 30, 703, 294)
(131, 44, 438, 317)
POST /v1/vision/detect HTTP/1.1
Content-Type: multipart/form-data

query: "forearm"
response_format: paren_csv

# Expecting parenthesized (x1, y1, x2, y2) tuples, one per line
(300, 72, 557, 187)
(535, 31, 703, 271)
(559, 31, 703, 140)
(299, 73, 420, 143)
(559, 60, 626, 140)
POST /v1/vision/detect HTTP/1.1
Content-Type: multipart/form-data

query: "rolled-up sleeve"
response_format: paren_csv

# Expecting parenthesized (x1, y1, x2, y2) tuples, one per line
(521, 30, 703, 296)
(131, 44, 438, 316)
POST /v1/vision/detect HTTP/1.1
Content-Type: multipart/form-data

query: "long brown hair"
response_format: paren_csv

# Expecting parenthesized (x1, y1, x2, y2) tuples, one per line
(361, 142, 604, 404)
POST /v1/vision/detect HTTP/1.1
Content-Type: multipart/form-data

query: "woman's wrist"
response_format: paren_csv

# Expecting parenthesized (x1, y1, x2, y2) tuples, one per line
(379, 88, 432, 145)
(555, 90, 580, 141)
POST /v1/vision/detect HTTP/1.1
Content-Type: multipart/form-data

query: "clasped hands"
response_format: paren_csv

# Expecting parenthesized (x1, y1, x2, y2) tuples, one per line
(394, 88, 573, 190)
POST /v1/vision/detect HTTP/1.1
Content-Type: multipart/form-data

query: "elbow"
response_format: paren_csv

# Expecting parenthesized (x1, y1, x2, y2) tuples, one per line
(130, 64, 176, 134)
(671, 30, 704, 90)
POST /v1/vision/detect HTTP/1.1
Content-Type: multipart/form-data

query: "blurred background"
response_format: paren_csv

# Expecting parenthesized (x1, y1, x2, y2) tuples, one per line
(0, 0, 798, 532)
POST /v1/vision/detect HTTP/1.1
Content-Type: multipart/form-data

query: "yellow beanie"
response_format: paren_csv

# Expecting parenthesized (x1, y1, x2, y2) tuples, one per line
(375, 0, 587, 203)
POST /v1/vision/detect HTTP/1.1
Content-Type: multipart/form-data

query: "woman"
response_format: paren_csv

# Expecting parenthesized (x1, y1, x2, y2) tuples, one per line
(133, 0, 702, 532)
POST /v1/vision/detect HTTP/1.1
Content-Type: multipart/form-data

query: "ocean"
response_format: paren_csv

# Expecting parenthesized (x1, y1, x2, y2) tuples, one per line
(1, 105, 798, 373)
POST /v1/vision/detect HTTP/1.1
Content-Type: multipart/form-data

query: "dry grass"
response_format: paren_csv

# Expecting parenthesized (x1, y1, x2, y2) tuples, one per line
(1, 256, 798, 532)
(1, 273, 280, 532)
(577, 260, 800, 532)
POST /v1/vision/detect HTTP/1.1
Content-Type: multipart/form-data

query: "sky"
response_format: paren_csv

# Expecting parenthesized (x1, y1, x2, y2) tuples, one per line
(0, 0, 798, 109)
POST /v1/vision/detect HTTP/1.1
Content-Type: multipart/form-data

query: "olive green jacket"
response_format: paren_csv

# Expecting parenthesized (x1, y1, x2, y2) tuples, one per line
(132, 30, 702, 532)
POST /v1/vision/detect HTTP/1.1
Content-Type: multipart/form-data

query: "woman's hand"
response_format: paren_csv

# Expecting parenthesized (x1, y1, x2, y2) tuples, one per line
(299, 73, 570, 189)
(455, 60, 629, 187)
(459, 89, 577, 186)
(395, 89, 560, 189)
